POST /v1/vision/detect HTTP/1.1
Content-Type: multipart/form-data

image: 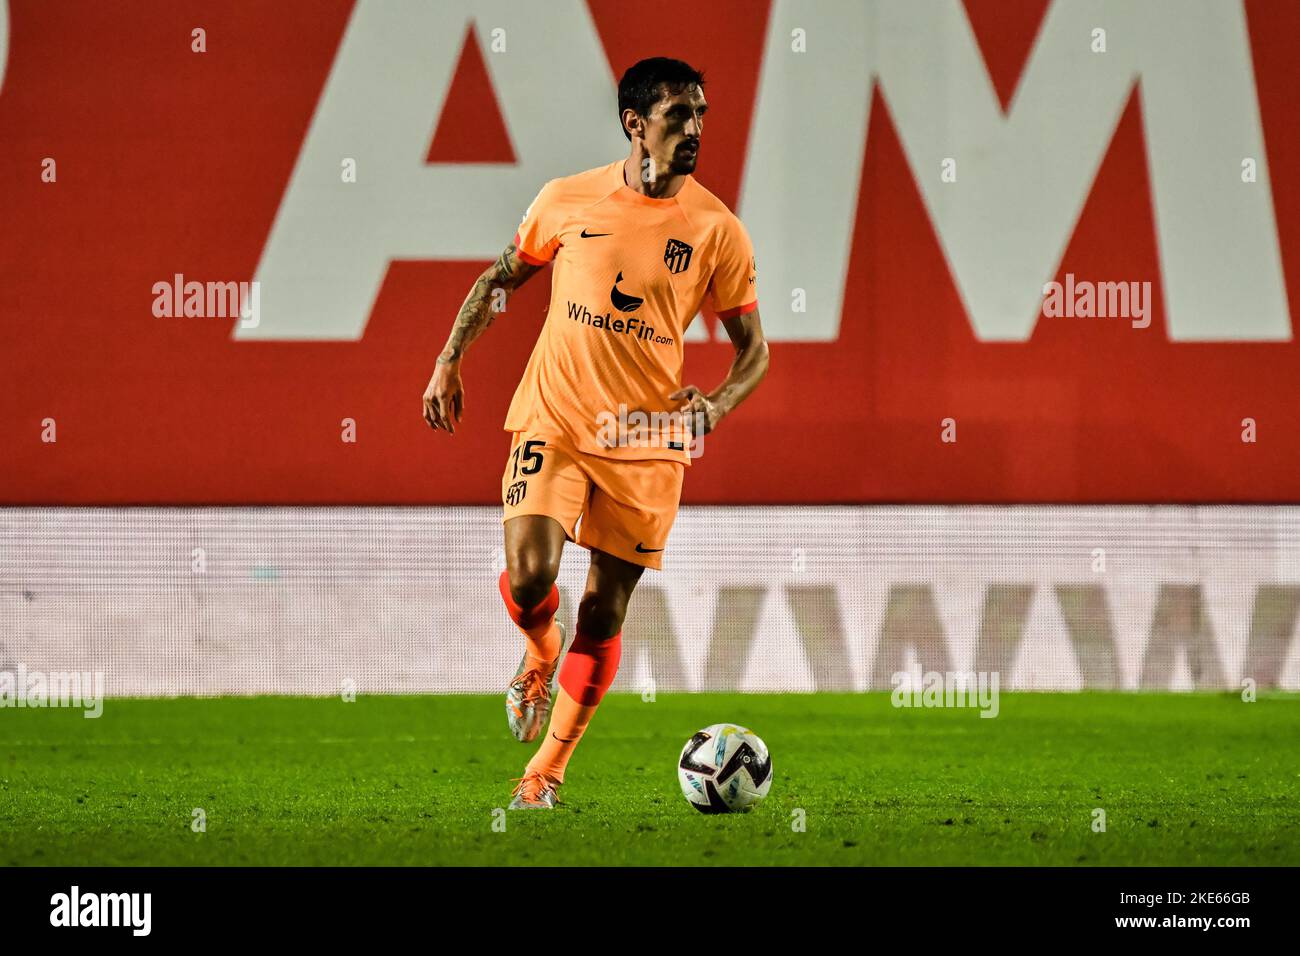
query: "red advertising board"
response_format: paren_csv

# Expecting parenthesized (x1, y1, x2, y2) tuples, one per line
(3, 0, 1299, 504)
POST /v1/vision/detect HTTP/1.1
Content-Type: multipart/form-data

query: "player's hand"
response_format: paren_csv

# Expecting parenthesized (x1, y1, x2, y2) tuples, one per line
(423, 357, 465, 434)
(670, 384, 723, 436)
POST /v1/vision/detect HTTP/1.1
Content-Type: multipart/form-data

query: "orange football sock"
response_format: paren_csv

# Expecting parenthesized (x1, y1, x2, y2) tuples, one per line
(526, 630, 622, 784)
(523, 622, 562, 673)
(526, 687, 597, 784)
(499, 571, 562, 671)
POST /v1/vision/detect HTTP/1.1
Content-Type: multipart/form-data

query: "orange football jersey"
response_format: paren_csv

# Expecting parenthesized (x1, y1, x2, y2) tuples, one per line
(506, 160, 757, 464)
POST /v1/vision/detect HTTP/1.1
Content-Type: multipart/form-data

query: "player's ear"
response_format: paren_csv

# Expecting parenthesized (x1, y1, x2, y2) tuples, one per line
(622, 108, 641, 141)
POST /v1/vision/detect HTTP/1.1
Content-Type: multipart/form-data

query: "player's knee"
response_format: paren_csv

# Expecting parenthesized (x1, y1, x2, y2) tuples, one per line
(505, 555, 558, 610)
(576, 592, 627, 640)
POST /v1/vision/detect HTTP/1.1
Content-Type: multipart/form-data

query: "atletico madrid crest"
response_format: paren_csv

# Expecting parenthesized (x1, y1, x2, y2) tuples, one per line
(663, 238, 693, 274)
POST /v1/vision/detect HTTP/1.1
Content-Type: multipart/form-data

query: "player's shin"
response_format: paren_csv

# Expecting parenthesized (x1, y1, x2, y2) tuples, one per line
(526, 630, 622, 783)
(498, 570, 561, 670)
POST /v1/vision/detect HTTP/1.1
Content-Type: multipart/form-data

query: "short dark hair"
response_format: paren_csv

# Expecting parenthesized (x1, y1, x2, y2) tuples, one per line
(617, 57, 705, 141)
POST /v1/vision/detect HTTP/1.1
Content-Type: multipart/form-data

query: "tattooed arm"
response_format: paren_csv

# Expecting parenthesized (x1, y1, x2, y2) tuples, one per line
(423, 243, 543, 434)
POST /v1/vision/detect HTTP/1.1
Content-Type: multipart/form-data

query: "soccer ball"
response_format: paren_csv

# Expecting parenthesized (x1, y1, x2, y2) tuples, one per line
(677, 723, 773, 813)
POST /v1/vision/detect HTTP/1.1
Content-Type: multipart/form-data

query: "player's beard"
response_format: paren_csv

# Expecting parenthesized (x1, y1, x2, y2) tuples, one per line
(669, 142, 699, 175)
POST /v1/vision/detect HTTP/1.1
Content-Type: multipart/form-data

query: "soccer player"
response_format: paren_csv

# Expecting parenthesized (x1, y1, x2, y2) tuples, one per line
(422, 58, 769, 809)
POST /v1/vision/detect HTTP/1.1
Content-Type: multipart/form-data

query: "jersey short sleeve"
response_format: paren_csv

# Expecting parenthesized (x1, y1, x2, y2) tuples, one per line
(514, 179, 566, 265)
(708, 215, 758, 319)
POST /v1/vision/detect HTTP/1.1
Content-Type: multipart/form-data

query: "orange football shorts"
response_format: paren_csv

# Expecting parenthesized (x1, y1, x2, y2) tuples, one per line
(500, 429, 684, 570)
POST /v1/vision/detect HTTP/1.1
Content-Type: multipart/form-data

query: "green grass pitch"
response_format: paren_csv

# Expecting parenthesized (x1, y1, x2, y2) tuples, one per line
(1, 693, 1297, 866)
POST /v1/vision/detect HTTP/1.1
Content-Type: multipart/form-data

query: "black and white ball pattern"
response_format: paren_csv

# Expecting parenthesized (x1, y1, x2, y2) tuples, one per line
(677, 723, 773, 813)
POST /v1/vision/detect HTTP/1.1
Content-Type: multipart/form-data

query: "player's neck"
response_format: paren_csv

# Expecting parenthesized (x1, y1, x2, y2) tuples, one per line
(622, 155, 687, 200)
